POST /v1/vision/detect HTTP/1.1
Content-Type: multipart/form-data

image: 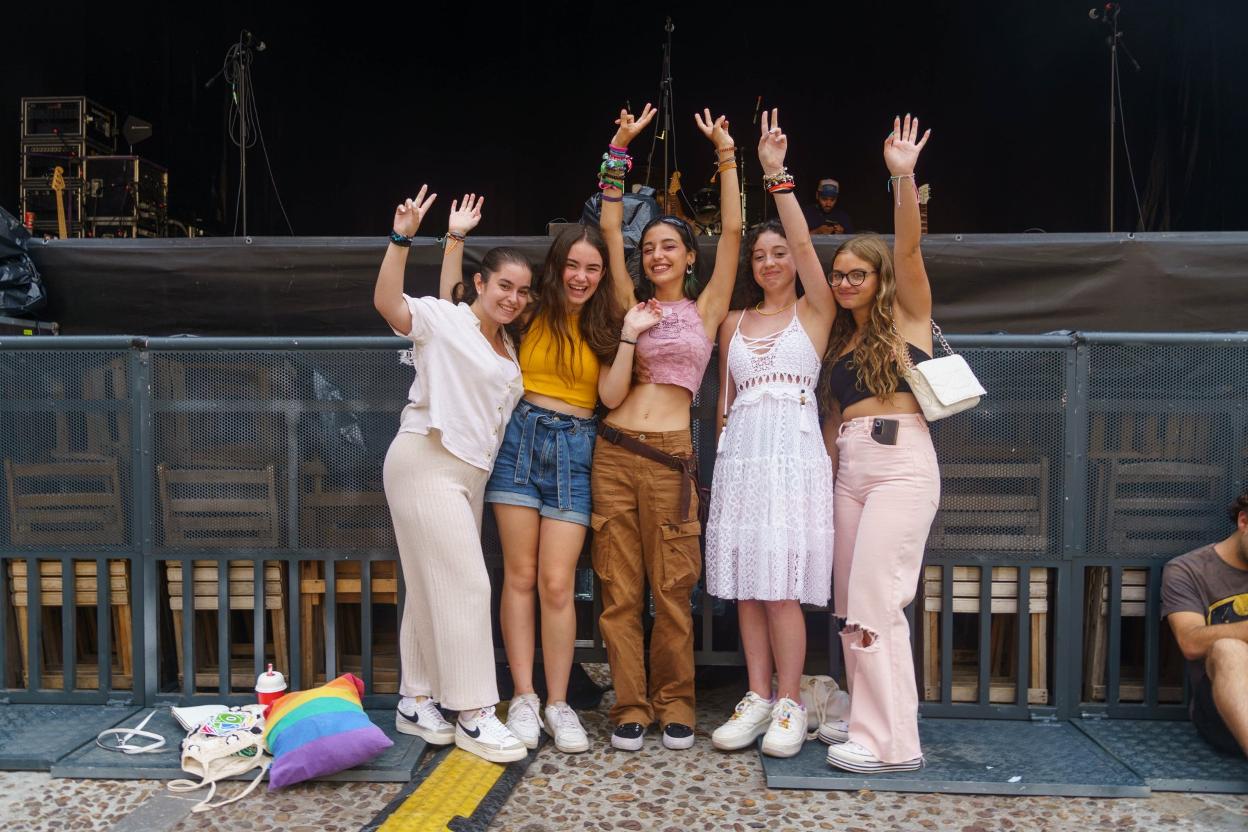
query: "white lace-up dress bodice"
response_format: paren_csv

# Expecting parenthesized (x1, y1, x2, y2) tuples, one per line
(705, 310, 834, 605)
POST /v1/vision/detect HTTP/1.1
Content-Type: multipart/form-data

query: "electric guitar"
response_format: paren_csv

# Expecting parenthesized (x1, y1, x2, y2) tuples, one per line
(918, 183, 931, 235)
(51, 166, 68, 239)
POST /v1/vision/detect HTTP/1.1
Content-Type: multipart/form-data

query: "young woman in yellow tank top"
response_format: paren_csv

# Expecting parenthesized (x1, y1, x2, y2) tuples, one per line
(439, 195, 661, 752)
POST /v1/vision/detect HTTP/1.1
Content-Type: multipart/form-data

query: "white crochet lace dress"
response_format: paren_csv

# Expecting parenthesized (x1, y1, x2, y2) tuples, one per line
(705, 311, 834, 605)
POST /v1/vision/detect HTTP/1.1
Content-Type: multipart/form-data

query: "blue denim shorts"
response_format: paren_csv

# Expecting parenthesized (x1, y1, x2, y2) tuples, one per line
(485, 399, 597, 526)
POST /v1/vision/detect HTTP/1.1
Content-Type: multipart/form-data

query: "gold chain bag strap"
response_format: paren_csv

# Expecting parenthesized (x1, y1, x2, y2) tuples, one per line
(899, 320, 986, 420)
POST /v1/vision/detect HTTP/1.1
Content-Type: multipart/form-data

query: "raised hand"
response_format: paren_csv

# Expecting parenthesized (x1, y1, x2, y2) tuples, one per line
(622, 299, 663, 340)
(447, 193, 484, 236)
(694, 108, 734, 152)
(392, 185, 437, 238)
(758, 108, 788, 175)
(611, 103, 657, 149)
(883, 114, 931, 176)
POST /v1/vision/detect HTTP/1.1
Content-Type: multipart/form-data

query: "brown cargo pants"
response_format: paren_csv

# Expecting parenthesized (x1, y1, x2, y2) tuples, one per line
(590, 426, 702, 729)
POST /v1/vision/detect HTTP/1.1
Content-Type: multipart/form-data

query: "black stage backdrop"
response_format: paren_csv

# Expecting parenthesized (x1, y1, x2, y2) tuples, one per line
(4, 2, 1248, 238)
(24, 233, 1248, 336)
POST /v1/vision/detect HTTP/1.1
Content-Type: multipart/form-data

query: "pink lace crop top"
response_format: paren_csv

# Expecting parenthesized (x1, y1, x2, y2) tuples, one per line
(633, 298, 714, 396)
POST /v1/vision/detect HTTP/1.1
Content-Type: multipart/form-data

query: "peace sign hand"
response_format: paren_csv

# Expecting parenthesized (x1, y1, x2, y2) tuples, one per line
(611, 103, 657, 149)
(883, 114, 931, 176)
(694, 108, 734, 152)
(758, 108, 788, 175)
(392, 185, 437, 238)
(447, 193, 484, 236)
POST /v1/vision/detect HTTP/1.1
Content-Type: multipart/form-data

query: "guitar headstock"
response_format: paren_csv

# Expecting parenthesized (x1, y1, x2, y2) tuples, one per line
(51, 166, 66, 192)
(668, 171, 683, 194)
(917, 183, 931, 205)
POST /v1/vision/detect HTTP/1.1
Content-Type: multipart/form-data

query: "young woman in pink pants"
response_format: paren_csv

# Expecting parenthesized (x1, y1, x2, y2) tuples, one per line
(818, 114, 938, 774)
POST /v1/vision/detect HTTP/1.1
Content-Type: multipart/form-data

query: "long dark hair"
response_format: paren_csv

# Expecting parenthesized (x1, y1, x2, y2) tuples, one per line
(524, 224, 622, 383)
(636, 215, 705, 301)
(731, 219, 805, 310)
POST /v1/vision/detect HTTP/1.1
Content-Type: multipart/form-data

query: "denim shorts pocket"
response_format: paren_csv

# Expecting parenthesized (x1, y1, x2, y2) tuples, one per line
(659, 520, 703, 591)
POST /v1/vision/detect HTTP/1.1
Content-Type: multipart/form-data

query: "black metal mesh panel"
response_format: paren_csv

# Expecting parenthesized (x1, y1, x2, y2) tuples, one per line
(0, 350, 132, 549)
(1085, 344, 1246, 557)
(290, 349, 407, 551)
(927, 348, 1066, 559)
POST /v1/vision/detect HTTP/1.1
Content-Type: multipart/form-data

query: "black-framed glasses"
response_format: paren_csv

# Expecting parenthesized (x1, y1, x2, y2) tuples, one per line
(828, 269, 875, 287)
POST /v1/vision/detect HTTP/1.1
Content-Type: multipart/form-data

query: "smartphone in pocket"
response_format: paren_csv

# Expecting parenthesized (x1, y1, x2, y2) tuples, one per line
(870, 418, 899, 445)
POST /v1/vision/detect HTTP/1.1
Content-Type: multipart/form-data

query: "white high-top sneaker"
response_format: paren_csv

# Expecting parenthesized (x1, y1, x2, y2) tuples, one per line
(456, 706, 528, 764)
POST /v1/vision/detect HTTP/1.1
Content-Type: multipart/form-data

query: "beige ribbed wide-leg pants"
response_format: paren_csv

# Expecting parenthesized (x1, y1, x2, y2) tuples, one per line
(383, 430, 499, 711)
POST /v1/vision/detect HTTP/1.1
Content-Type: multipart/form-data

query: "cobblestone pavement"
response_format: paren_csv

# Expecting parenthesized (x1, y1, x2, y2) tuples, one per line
(0, 666, 1245, 831)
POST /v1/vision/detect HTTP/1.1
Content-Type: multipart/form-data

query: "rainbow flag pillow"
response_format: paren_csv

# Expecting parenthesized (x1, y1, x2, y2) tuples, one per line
(262, 673, 393, 789)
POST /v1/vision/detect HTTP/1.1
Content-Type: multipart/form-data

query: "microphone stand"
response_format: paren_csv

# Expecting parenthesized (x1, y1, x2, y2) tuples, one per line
(1097, 4, 1140, 233)
(643, 18, 687, 216)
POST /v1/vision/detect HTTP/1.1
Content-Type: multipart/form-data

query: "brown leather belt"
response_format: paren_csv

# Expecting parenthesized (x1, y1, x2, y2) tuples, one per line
(597, 424, 706, 525)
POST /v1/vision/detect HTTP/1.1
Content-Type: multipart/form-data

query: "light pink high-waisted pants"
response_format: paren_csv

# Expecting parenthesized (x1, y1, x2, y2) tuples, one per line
(832, 413, 940, 763)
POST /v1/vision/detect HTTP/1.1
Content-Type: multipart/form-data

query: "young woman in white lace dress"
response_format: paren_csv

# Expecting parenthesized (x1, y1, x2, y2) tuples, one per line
(707, 110, 839, 758)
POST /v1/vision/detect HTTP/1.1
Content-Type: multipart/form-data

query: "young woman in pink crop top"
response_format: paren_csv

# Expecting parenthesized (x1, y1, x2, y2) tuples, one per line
(588, 104, 742, 752)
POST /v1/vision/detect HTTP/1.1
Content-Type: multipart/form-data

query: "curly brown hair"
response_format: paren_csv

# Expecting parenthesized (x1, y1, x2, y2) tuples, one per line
(525, 224, 622, 385)
(816, 234, 910, 414)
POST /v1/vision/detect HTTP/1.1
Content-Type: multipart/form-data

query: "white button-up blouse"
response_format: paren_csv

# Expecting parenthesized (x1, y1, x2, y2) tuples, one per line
(392, 295, 522, 471)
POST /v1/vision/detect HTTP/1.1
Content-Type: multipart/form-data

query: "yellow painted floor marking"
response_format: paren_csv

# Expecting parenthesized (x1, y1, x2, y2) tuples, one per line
(379, 748, 505, 832)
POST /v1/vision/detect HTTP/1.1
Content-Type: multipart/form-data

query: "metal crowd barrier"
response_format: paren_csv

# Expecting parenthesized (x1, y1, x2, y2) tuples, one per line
(0, 333, 1243, 720)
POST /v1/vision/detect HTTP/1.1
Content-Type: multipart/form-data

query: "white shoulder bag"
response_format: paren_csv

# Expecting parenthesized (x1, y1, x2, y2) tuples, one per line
(901, 321, 986, 420)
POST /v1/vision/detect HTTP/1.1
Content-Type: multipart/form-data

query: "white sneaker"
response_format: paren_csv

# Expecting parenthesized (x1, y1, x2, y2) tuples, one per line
(456, 706, 528, 764)
(504, 693, 543, 750)
(395, 697, 454, 745)
(711, 691, 774, 751)
(817, 718, 850, 745)
(543, 702, 590, 753)
(826, 740, 923, 773)
(760, 697, 806, 758)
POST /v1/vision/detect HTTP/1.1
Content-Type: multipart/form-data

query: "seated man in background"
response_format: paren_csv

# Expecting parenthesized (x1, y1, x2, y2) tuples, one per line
(803, 178, 854, 235)
(1163, 490, 1248, 757)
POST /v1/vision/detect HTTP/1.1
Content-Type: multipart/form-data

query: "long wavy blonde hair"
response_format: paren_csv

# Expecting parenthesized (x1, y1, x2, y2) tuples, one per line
(817, 234, 910, 414)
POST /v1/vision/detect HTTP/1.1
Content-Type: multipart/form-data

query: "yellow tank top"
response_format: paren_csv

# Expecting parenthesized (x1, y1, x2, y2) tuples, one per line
(519, 314, 600, 410)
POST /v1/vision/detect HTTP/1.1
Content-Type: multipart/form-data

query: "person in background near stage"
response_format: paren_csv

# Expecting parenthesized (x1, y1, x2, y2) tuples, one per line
(818, 114, 937, 774)
(436, 195, 660, 753)
(803, 178, 854, 235)
(377, 185, 531, 765)
(707, 109, 838, 759)
(592, 103, 741, 752)
(1163, 490, 1248, 758)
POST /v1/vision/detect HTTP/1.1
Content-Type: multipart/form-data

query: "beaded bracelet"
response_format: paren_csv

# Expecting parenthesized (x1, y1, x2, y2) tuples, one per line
(766, 182, 796, 194)
(762, 168, 794, 188)
(715, 145, 737, 157)
(389, 230, 413, 247)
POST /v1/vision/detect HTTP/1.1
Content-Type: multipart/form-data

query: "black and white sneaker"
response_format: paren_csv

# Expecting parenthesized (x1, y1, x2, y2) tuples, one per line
(611, 722, 646, 751)
(455, 705, 527, 764)
(395, 698, 454, 745)
(662, 722, 695, 750)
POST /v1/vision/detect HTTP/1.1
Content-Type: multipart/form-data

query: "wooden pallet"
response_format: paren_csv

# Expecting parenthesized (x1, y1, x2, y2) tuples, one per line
(165, 560, 287, 687)
(1083, 567, 1184, 703)
(8, 559, 132, 690)
(929, 458, 1050, 552)
(4, 458, 125, 545)
(299, 560, 399, 693)
(922, 565, 1049, 705)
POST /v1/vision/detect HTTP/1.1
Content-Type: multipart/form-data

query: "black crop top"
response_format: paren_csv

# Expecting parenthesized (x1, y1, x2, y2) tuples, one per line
(827, 343, 932, 410)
